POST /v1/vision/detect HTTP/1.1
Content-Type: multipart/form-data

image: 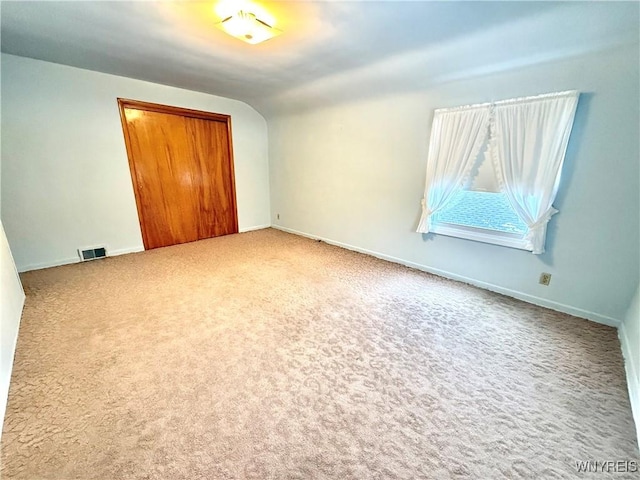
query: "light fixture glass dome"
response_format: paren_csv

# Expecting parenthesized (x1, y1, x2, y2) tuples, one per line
(216, 9, 282, 44)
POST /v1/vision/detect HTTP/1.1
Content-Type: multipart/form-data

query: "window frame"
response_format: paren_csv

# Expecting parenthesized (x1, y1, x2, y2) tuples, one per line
(429, 189, 531, 251)
(418, 91, 578, 254)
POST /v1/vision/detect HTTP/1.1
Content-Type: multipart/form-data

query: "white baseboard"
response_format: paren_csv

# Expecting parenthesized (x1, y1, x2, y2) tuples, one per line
(19, 256, 80, 272)
(16, 227, 273, 272)
(18, 245, 145, 273)
(16, 228, 275, 272)
(619, 322, 640, 445)
(107, 246, 145, 257)
(239, 224, 271, 233)
(272, 225, 621, 328)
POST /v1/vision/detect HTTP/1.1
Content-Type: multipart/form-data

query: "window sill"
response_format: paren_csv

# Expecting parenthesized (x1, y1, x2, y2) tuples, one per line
(430, 223, 530, 251)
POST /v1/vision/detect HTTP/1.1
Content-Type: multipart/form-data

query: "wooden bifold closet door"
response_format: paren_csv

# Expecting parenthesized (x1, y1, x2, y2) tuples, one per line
(118, 99, 238, 250)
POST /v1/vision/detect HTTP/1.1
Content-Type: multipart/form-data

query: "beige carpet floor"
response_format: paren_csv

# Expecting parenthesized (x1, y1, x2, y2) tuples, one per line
(1, 229, 638, 479)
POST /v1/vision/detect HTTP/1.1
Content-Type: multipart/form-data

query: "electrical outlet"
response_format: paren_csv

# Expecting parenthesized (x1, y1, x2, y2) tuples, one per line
(539, 273, 552, 286)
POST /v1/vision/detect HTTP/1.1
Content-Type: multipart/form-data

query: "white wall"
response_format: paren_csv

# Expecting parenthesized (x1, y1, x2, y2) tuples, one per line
(0, 54, 26, 434)
(621, 284, 640, 441)
(0, 223, 25, 434)
(268, 45, 639, 325)
(1, 54, 270, 271)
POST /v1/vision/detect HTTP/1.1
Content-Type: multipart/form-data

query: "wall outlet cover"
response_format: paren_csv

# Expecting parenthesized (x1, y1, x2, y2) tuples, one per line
(539, 272, 552, 286)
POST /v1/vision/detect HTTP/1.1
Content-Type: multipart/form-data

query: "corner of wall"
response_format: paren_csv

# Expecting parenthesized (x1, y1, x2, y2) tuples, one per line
(619, 285, 640, 447)
(619, 323, 640, 446)
(0, 222, 26, 438)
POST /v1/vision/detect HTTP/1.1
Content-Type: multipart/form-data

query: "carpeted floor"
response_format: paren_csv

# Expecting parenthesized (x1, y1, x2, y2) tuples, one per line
(1, 229, 638, 479)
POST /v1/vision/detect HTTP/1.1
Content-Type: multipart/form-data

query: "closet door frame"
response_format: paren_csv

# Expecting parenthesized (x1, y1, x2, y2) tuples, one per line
(117, 98, 238, 249)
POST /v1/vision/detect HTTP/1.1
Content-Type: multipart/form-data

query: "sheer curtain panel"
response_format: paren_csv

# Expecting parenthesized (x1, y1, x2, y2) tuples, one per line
(416, 106, 490, 233)
(490, 91, 579, 254)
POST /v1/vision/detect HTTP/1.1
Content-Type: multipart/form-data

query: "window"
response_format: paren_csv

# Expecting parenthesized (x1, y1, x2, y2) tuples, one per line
(429, 142, 530, 250)
(430, 191, 530, 249)
(432, 191, 527, 235)
(416, 91, 579, 254)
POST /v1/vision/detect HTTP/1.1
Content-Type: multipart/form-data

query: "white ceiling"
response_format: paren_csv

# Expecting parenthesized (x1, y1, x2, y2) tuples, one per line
(1, 1, 638, 116)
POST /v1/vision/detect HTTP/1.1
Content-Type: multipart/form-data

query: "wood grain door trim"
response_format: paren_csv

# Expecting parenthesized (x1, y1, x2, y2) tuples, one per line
(118, 98, 232, 123)
(117, 98, 238, 250)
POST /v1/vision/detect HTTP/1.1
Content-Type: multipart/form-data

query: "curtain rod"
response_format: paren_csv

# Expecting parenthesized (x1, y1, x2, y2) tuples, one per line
(434, 90, 579, 114)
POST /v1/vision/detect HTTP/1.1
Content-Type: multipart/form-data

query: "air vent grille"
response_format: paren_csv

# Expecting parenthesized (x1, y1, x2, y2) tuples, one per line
(79, 246, 107, 262)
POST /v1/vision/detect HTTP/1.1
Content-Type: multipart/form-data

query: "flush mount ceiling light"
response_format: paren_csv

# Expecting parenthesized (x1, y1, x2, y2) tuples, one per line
(216, 9, 282, 44)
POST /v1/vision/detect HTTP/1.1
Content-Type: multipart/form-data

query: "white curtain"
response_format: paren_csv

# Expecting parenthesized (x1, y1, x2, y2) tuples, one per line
(416, 106, 490, 233)
(491, 91, 579, 254)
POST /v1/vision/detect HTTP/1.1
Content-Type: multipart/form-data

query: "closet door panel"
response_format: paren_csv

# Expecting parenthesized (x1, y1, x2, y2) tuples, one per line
(119, 99, 238, 250)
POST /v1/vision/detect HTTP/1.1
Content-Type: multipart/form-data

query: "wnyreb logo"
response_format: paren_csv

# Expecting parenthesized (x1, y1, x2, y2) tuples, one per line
(575, 460, 638, 473)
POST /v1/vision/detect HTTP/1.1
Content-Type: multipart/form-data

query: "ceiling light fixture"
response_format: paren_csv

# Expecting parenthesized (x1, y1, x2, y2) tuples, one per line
(216, 9, 282, 45)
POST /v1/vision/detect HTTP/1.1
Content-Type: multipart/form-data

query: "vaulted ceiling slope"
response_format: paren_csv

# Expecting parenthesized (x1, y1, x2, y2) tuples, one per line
(1, 1, 638, 116)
